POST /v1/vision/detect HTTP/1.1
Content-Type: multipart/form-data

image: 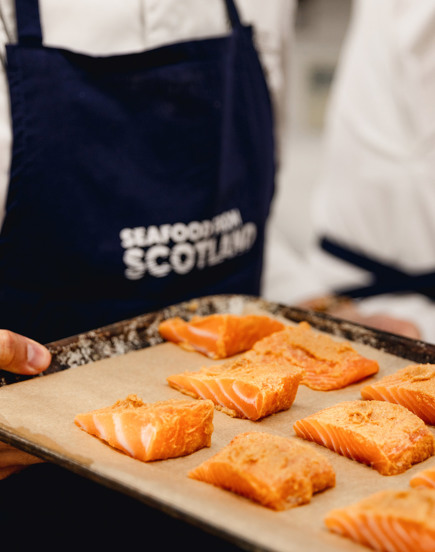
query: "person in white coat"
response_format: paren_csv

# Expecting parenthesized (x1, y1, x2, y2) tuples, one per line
(265, 0, 435, 343)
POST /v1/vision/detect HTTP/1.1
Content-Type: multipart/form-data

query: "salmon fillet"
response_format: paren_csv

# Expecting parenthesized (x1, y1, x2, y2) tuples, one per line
(324, 488, 435, 552)
(293, 400, 435, 475)
(74, 394, 214, 462)
(189, 431, 335, 510)
(410, 467, 435, 490)
(361, 364, 435, 425)
(250, 321, 379, 391)
(167, 356, 304, 421)
(158, 313, 285, 359)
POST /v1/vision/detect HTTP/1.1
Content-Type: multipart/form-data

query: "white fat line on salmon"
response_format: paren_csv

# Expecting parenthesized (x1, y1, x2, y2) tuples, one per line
(415, 400, 431, 420)
(391, 519, 414, 552)
(204, 383, 229, 410)
(380, 517, 404, 552)
(113, 414, 134, 457)
(338, 428, 353, 459)
(344, 439, 357, 461)
(367, 516, 390, 551)
(188, 326, 219, 340)
(141, 423, 156, 455)
(189, 381, 217, 404)
(215, 380, 241, 414)
(231, 382, 260, 418)
(367, 515, 391, 551)
(311, 422, 329, 448)
(420, 474, 435, 486)
(338, 516, 359, 542)
(376, 389, 391, 403)
(326, 426, 340, 454)
(188, 344, 209, 356)
(93, 414, 108, 441)
(358, 517, 380, 551)
(186, 326, 221, 356)
(333, 427, 349, 458)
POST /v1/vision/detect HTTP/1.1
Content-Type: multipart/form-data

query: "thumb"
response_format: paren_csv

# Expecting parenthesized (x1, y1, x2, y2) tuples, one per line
(0, 330, 52, 375)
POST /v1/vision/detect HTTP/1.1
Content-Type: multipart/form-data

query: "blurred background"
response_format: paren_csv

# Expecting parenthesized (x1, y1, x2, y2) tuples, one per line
(274, 0, 351, 255)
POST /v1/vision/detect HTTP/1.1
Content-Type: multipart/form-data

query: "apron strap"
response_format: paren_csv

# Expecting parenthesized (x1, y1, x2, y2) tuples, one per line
(14, 0, 43, 46)
(224, 0, 243, 28)
(320, 237, 435, 299)
(13, 0, 243, 47)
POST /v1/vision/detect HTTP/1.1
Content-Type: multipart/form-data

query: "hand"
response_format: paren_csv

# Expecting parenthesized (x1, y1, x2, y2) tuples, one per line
(0, 331, 50, 479)
(331, 307, 422, 340)
(0, 441, 44, 480)
(299, 296, 422, 340)
(0, 330, 51, 375)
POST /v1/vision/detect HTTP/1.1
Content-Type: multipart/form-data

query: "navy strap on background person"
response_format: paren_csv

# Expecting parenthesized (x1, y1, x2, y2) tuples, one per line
(0, 0, 275, 343)
(321, 237, 435, 299)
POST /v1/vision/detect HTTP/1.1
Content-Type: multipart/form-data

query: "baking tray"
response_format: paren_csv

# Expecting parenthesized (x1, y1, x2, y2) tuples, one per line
(1, 294, 435, 551)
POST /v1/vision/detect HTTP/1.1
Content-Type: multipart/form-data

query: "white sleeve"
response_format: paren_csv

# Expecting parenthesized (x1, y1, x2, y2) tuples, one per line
(311, 0, 435, 275)
(393, 0, 435, 185)
(0, 0, 13, 228)
(236, 0, 295, 158)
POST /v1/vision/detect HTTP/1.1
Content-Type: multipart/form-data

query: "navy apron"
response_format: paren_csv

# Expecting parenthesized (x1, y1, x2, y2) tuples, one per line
(0, 0, 275, 343)
(321, 237, 435, 300)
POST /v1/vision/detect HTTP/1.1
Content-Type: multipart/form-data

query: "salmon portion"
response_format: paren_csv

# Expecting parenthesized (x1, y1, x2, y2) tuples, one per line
(74, 394, 214, 462)
(361, 364, 435, 425)
(324, 489, 435, 552)
(189, 431, 335, 510)
(410, 467, 435, 490)
(167, 356, 304, 421)
(293, 400, 435, 475)
(250, 321, 379, 391)
(158, 313, 285, 359)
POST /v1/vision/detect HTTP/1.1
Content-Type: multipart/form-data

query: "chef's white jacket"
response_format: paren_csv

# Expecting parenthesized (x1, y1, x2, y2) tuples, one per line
(264, 0, 435, 343)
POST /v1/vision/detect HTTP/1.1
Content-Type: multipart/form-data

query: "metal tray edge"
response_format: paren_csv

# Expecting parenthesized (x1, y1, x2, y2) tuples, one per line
(2, 294, 435, 387)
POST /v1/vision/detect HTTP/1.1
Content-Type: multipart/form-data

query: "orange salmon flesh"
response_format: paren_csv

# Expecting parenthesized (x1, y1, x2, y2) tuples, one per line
(189, 431, 335, 510)
(293, 400, 435, 475)
(361, 364, 435, 425)
(74, 394, 214, 462)
(325, 488, 435, 552)
(158, 313, 285, 359)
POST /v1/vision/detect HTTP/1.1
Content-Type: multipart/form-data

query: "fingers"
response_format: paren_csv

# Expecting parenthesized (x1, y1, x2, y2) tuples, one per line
(299, 297, 422, 340)
(0, 443, 42, 465)
(0, 465, 27, 480)
(358, 314, 422, 340)
(0, 330, 51, 375)
(0, 442, 45, 480)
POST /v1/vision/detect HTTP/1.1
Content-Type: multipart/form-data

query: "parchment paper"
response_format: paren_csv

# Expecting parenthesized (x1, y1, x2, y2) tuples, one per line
(0, 324, 434, 552)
